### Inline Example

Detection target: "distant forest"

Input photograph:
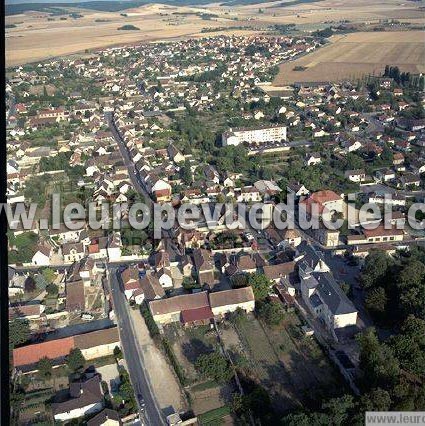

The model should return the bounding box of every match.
[6,0,323,15]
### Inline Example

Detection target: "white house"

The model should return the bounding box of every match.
[298,243,357,334]
[209,287,255,317]
[344,169,366,183]
[287,182,309,198]
[222,125,287,146]
[376,169,395,182]
[156,268,173,288]
[32,245,51,266]
[305,153,322,166]
[107,233,122,261]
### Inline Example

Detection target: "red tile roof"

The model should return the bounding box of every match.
[181,306,214,324]
[88,244,99,254]
[363,226,404,238]
[13,337,75,368]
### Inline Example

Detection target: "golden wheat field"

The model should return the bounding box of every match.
[5,0,425,66]
[274,31,425,84]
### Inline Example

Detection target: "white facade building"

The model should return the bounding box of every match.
[222,125,287,146]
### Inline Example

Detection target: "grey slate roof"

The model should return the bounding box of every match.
[313,272,356,316]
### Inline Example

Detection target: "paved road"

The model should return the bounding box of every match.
[105,112,154,208]
[105,111,180,256]
[107,266,164,426]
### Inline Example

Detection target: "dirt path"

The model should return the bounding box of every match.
[129,309,186,413]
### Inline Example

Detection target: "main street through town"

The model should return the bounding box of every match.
[107,266,164,426]
[106,112,179,255]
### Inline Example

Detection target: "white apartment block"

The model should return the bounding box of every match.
[222,125,287,146]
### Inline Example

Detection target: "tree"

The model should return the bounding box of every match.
[24,276,36,293]
[182,276,199,290]
[346,153,364,170]
[360,250,393,290]
[365,287,388,316]
[66,348,85,373]
[231,274,249,289]
[357,328,400,390]
[340,281,350,296]
[248,273,271,301]
[9,319,30,349]
[113,346,123,359]
[37,357,52,381]
[389,315,425,376]
[46,283,59,296]
[359,388,392,412]
[42,268,56,283]
[397,260,425,319]
[195,352,233,383]
[322,395,355,426]
[257,300,285,326]
[243,384,272,421]
[281,413,318,426]
[180,160,192,185]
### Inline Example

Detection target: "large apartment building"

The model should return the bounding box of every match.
[222,125,287,146]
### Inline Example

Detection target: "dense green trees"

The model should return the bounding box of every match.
[37,357,53,381]
[361,249,425,323]
[195,352,233,383]
[248,273,271,301]
[8,232,38,264]
[358,328,400,390]
[257,299,285,326]
[389,316,425,377]
[9,319,30,349]
[66,348,85,374]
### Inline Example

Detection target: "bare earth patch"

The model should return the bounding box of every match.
[130,310,186,413]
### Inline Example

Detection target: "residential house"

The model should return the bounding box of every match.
[401,173,421,189]
[32,245,51,266]
[280,229,302,247]
[263,261,296,287]
[9,303,45,321]
[13,327,120,372]
[51,375,104,422]
[344,169,366,183]
[168,143,185,163]
[121,267,140,301]
[73,328,120,361]
[287,181,309,199]
[305,153,321,166]
[300,190,345,220]
[347,225,404,245]
[149,291,210,326]
[375,169,395,182]
[87,409,122,426]
[209,287,255,317]
[63,242,85,263]
[193,249,216,288]
[298,244,357,334]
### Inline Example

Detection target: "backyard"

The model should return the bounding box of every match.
[164,324,235,417]
[220,311,346,414]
